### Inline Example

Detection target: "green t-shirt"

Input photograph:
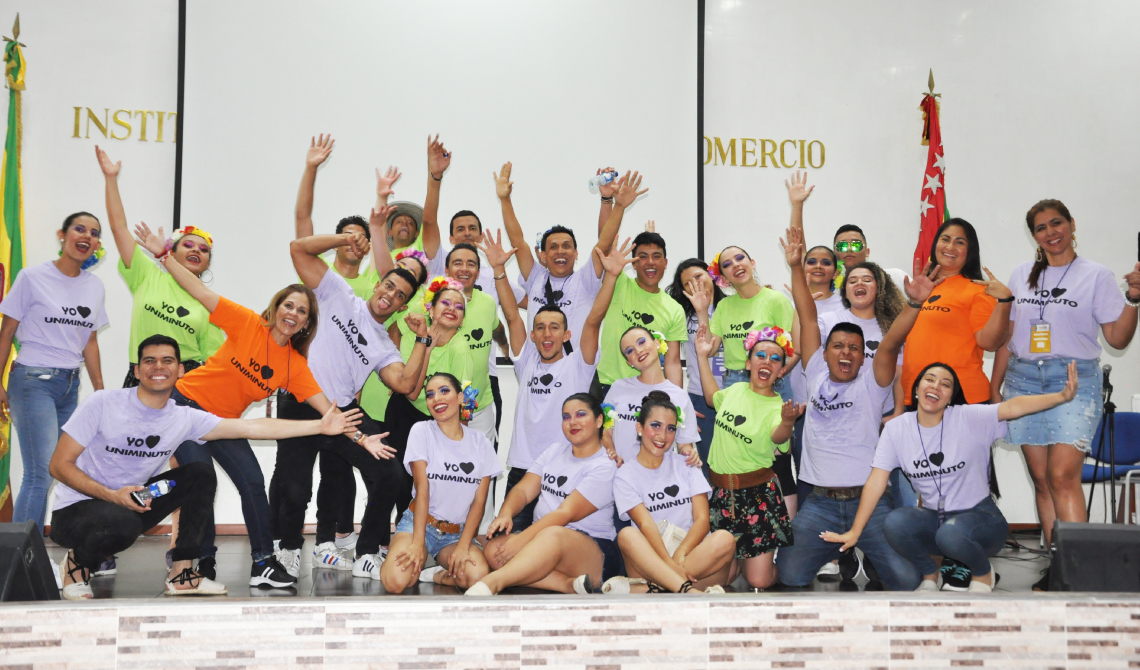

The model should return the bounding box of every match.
[708,382,787,474]
[597,273,687,385]
[323,256,380,300]
[710,288,794,371]
[118,246,226,363]
[396,320,478,416]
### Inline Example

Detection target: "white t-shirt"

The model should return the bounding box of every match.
[522,263,603,355]
[873,404,1006,512]
[613,451,712,528]
[0,261,108,369]
[54,388,223,510]
[307,270,404,406]
[603,378,700,463]
[683,309,722,396]
[788,293,846,404]
[798,350,893,488]
[818,309,901,414]
[528,442,617,540]
[507,341,597,469]
[404,421,502,525]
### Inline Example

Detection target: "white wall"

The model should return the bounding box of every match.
[704,0,1140,523]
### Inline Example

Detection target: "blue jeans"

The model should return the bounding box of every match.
[883,497,1008,578]
[889,469,918,509]
[9,364,80,530]
[777,491,920,590]
[171,388,272,562]
[688,392,715,481]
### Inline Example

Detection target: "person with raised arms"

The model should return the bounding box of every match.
[48,335,363,600]
[603,391,736,595]
[481,230,623,531]
[269,230,429,579]
[775,225,935,591]
[496,162,645,355]
[379,373,501,592]
[465,393,620,596]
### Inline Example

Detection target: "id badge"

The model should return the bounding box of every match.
[937,499,946,527]
[1030,319,1051,354]
[711,347,726,378]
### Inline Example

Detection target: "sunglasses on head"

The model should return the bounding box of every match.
[834,240,865,253]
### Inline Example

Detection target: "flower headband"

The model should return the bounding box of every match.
[624,330,669,368]
[395,248,428,266]
[63,246,105,271]
[421,276,465,313]
[460,381,479,422]
[600,403,617,431]
[743,326,795,359]
[166,225,214,252]
[707,252,729,289]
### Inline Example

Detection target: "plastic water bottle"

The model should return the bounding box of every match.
[131,479,175,506]
[588,170,618,189]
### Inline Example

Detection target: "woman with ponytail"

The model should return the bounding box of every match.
[990,199,1140,590]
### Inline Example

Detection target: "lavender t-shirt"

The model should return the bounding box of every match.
[799,350,893,488]
[308,270,404,406]
[522,263,603,355]
[818,309,902,414]
[0,261,108,369]
[54,388,222,510]
[404,421,502,525]
[603,378,700,463]
[1007,258,1126,360]
[528,442,617,540]
[507,342,597,469]
[684,309,722,395]
[613,451,712,528]
[873,404,1007,511]
[789,292,846,404]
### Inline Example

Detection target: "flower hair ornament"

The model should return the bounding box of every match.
[743,326,795,359]
[459,381,479,421]
[651,331,669,356]
[166,225,214,253]
[707,252,729,289]
[675,406,685,428]
[63,245,106,271]
[833,259,846,293]
[600,403,617,431]
[395,248,428,267]
[421,276,465,313]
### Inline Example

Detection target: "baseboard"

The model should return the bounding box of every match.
[42,523,362,537]
[1009,523,1042,531]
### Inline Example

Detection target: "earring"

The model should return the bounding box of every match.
[1035,246,1044,262]
[1072,234,1078,249]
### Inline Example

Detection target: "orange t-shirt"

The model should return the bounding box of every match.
[176,297,323,418]
[901,274,997,405]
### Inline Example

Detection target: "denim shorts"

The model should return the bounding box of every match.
[574,529,624,582]
[1004,356,1102,452]
[395,508,469,559]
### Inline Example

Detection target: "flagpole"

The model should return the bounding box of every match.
[914,69,947,271]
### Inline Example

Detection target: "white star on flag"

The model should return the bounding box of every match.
[919,197,934,216]
[924,172,942,195]
[933,153,947,172]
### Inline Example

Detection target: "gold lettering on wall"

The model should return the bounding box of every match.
[704,136,827,169]
[808,140,825,168]
[71,107,176,142]
[133,110,154,141]
[760,139,778,167]
[740,138,757,167]
[111,109,132,139]
[85,108,108,139]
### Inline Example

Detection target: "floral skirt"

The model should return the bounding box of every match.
[709,478,793,559]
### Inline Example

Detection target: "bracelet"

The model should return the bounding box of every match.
[906,299,925,309]
[1127,292,1140,306]
[600,196,614,204]
[997,296,1015,303]
[430,172,442,181]
[352,431,364,444]
[494,272,507,281]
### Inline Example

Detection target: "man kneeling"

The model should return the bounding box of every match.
[48,335,362,599]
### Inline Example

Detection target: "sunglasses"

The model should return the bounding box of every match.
[834,240,865,253]
[753,350,784,364]
[805,258,834,267]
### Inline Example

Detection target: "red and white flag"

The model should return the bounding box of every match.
[914,79,948,269]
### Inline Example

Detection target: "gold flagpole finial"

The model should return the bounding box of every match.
[11,13,18,40]
[927,69,935,95]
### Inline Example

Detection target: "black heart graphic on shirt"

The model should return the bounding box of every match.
[1051,287,1067,298]
[664,485,680,498]
[550,290,564,302]
[539,373,554,386]
[474,284,483,293]
[866,340,880,351]
[640,313,655,325]
[145,435,161,449]
[733,415,747,427]
[260,365,275,380]
[76,306,91,318]
[741,321,754,330]
[176,306,190,318]
[556,475,568,488]
[459,462,475,475]
[927,295,942,304]
[357,333,368,346]
[471,328,484,341]
[929,452,945,467]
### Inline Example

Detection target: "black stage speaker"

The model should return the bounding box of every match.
[0,521,60,601]
[1049,521,1140,592]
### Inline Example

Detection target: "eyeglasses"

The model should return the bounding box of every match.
[753,350,784,363]
[805,258,834,267]
[834,240,865,253]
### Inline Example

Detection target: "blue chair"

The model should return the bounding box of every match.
[1081,412,1140,524]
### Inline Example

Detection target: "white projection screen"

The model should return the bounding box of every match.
[180,1,698,311]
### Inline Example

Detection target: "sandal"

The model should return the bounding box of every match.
[678,580,695,593]
[165,567,228,596]
[646,582,664,593]
[60,553,93,600]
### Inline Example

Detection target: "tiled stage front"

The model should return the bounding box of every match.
[2,593,1139,669]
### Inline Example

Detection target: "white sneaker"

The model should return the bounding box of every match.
[335,532,359,551]
[704,585,727,594]
[352,553,383,580]
[49,557,62,590]
[817,561,840,577]
[572,574,594,594]
[313,542,353,571]
[464,581,493,596]
[914,579,939,592]
[601,576,647,595]
[967,580,993,593]
[273,539,281,553]
[419,566,445,583]
[276,547,302,578]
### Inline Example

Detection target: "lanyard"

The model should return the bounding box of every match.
[1038,261,1074,321]
[915,417,946,521]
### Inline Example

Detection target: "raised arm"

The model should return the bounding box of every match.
[874,259,944,388]
[421,135,450,260]
[693,324,720,409]
[478,230,526,356]
[290,233,361,288]
[971,266,1014,351]
[785,170,814,235]
[95,146,138,266]
[593,171,647,277]
[495,162,535,281]
[782,225,821,367]
[295,134,336,240]
[770,399,803,447]
[997,360,1078,421]
[369,200,398,278]
[1102,263,1140,349]
[160,251,220,313]
[595,166,617,235]
[581,240,633,365]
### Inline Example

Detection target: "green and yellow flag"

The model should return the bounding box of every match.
[0,15,26,517]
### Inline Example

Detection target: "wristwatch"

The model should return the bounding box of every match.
[415,335,433,346]
[352,431,364,444]
[906,299,925,309]
[1127,291,1140,306]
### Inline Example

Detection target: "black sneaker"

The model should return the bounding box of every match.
[838,549,861,582]
[861,552,884,589]
[196,557,217,581]
[1033,568,1050,592]
[939,557,972,591]
[250,557,297,588]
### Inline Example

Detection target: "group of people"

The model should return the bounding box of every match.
[3,135,1138,600]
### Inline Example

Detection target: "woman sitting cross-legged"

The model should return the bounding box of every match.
[465,394,620,595]
[603,391,736,594]
[379,373,501,593]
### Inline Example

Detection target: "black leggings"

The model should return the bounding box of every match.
[271,394,396,555]
[382,393,431,523]
[50,462,217,569]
